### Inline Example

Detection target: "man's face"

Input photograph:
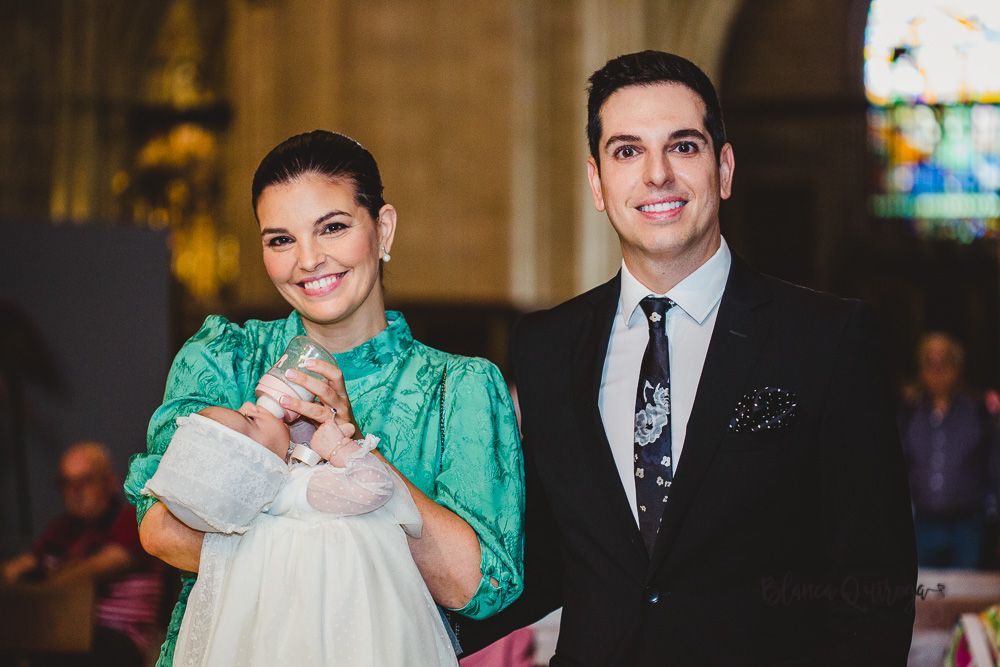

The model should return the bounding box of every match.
[588,83,734,276]
[919,339,960,398]
[59,451,114,521]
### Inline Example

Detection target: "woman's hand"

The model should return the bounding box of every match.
[281,358,360,435]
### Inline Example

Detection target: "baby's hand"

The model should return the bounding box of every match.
[310,419,360,467]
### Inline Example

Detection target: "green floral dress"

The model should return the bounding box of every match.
[124,311,524,667]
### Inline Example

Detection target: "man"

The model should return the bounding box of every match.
[465,51,916,665]
[2,442,163,666]
[900,332,1000,569]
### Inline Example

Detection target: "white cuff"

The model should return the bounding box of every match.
[290,444,322,467]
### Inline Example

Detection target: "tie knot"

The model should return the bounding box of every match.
[639,297,674,328]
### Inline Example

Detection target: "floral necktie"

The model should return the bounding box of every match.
[634,296,675,554]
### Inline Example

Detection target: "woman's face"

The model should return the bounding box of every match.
[257,173,395,335]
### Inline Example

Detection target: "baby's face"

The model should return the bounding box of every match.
[200,403,291,460]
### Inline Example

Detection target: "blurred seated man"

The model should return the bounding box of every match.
[899,333,1000,569]
[1,442,163,666]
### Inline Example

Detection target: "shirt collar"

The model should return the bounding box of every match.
[619,236,732,328]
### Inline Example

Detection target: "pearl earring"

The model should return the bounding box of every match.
[381,246,391,262]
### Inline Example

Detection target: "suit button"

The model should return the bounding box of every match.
[644,587,660,604]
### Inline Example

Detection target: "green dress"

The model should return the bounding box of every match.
[124,310,524,667]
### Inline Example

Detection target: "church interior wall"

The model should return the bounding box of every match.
[1,0,996,541]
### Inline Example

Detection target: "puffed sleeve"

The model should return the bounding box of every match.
[435,358,524,619]
[124,316,253,528]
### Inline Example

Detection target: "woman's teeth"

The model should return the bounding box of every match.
[638,201,685,212]
[303,275,340,290]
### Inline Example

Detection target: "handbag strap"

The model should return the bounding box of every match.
[436,365,463,650]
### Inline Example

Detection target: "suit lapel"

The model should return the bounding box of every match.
[572,274,649,564]
[647,255,773,576]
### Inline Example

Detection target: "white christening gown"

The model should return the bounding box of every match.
[169,442,458,667]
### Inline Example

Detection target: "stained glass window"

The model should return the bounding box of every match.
[865,0,1000,242]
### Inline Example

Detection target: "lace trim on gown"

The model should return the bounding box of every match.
[172,532,241,667]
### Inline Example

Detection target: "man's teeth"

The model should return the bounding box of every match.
[638,201,685,212]
[303,275,339,290]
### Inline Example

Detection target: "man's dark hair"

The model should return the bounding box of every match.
[587,50,727,168]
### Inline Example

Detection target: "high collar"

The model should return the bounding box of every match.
[289,310,413,381]
[619,236,732,328]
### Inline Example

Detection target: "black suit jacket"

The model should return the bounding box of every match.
[462,255,916,666]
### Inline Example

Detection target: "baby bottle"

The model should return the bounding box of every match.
[255,336,336,422]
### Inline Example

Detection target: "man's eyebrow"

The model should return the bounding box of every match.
[260,211,349,236]
[669,128,709,143]
[603,129,709,151]
[603,134,642,151]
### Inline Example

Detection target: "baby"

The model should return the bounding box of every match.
[143,401,458,667]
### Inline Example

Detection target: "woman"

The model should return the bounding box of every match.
[124,130,524,666]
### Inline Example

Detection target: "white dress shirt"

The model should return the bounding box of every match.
[598,237,732,524]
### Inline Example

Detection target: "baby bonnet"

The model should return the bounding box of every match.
[142,413,288,534]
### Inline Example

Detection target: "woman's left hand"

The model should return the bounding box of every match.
[280,358,360,436]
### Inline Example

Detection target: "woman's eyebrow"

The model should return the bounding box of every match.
[314,210,350,225]
[260,210,350,236]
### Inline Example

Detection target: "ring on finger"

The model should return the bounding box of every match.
[330,406,337,419]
